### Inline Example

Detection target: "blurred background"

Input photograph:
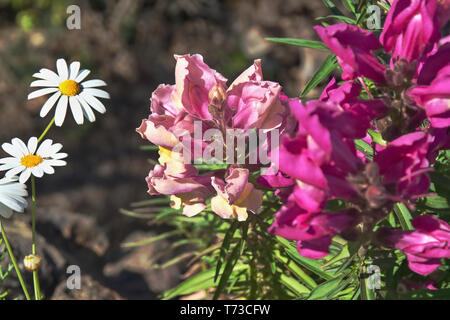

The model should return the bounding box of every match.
[0,0,331,299]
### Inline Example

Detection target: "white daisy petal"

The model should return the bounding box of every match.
[69,61,81,80]
[69,96,84,125]
[28,87,59,100]
[52,153,68,160]
[27,137,38,154]
[41,162,55,175]
[83,88,110,99]
[46,159,67,167]
[0,203,13,218]
[54,95,69,127]
[31,166,44,178]
[0,162,18,170]
[2,143,24,158]
[0,157,19,164]
[46,143,63,156]
[11,138,29,156]
[80,92,106,113]
[40,91,62,118]
[77,95,96,122]
[81,79,107,88]
[75,69,91,83]
[33,68,60,82]
[30,79,58,87]
[56,58,69,81]
[36,139,53,157]
[19,169,32,184]
[5,166,25,178]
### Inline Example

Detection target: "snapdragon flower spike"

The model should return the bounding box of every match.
[0,176,28,218]
[380,0,440,63]
[0,137,67,184]
[28,58,109,126]
[376,215,450,275]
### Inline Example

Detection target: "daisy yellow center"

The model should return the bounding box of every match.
[21,154,43,168]
[59,80,81,96]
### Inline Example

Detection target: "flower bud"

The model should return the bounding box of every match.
[23,254,41,272]
[208,84,227,110]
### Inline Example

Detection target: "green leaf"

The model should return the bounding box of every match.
[321,0,344,15]
[316,15,356,24]
[355,139,373,159]
[213,239,244,300]
[368,129,387,146]
[280,274,311,296]
[215,221,239,282]
[393,203,413,230]
[121,230,181,248]
[401,288,450,300]
[300,54,338,97]
[307,276,345,299]
[265,37,329,50]
[274,250,318,289]
[276,237,333,280]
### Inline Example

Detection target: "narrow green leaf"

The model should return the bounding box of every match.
[300,54,338,97]
[265,37,329,50]
[316,15,356,24]
[393,203,413,230]
[355,139,373,158]
[213,239,244,300]
[321,0,344,15]
[307,276,345,299]
[274,250,317,289]
[280,274,311,296]
[121,230,181,248]
[368,129,387,146]
[215,221,239,282]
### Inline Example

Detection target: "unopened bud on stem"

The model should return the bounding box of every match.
[23,254,41,272]
[208,84,227,110]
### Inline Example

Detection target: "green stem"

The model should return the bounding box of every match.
[37,118,55,143]
[0,221,31,300]
[31,176,41,300]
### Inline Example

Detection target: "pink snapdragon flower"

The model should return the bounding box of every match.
[374,132,431,200]
[380,0,440,63]
[314,24,387,83]
[210,167,263,221]
[376,215,450,275]
[269,201,359,259]
[146,147,212,217]
[409,42,450,128]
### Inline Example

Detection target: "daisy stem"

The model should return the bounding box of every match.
[0,220,31,300]
[37,117,55,143]
[30,176,41,300]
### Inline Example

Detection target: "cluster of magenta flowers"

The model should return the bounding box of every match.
[138,0,449,279]
[265,0,450,276]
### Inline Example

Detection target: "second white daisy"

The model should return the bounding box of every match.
[28,58,109,127]
[0,137,67,184]
[0,176,28,218]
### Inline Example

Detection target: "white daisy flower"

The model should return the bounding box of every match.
[28,58,109,127]
[0,176,28,218]
[0,137,68,184]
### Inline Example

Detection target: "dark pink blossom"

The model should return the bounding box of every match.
[380,0,440,63]
[315,24,387,83]
[376,215,450,275]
